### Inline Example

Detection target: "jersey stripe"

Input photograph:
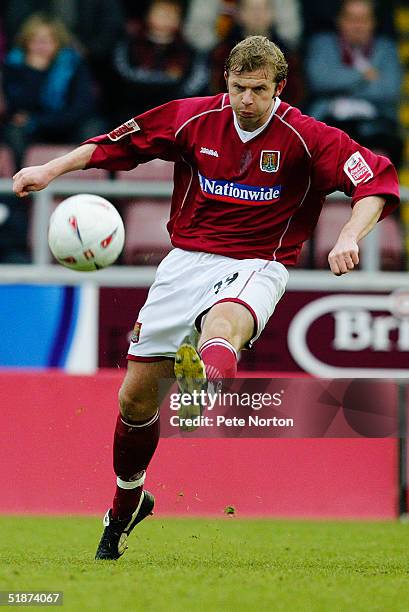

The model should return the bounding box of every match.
[170,156,194,242]
[275,112,312,158]
[272,177,311,260]
[180,157,193,211]
[271,110,312,259]
[175,95,231,138]
[279,105,292,120]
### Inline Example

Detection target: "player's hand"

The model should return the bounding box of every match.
[13,165,53,198]
[328,236,359,276]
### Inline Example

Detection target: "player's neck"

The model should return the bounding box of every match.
[235,99,276,132]
[233,99,279,141]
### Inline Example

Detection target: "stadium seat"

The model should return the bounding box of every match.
[117,159,174,181]
[24,145,109,180]
[117,160,173,264]
[315,201,403,270]
[376,215,403,270]
[123,200,172,264]
[0,146,14,178]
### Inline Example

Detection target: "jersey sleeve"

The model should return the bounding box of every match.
[82,100,184,171]
[310,122,400,220]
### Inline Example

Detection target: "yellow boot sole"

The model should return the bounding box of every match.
[174,343,206,432]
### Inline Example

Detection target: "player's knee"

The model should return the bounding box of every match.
[118,387,157,422]
[204,315,234,342]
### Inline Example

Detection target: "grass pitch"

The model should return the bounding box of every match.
[1,516,409,611]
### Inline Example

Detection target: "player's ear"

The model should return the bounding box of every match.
[274,79,287,97]
[224,70,229,87]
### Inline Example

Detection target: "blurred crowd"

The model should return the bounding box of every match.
[0,0,405,263]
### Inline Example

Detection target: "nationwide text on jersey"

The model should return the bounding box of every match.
[198,172,282,206]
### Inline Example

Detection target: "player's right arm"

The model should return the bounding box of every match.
[13,143,97,197]
[13,97,218,196]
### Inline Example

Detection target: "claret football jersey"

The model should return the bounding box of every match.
[84,93,399,265]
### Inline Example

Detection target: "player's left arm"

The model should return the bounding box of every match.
[307,119,400,276]
[328,195,385,276]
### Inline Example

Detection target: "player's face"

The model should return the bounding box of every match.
[226,68,286,131]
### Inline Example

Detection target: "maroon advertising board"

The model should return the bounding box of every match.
[99,288,409,375]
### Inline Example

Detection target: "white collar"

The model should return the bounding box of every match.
[233,97,281,143]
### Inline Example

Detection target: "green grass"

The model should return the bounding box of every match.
[1,516,409,611]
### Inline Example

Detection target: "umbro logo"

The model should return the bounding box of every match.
[200,146,219,157]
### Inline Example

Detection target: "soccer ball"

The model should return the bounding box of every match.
[48,194,125,271]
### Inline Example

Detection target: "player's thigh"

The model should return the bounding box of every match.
[199,301,254,351]
[119,359,175,420]
[127,249,207,359]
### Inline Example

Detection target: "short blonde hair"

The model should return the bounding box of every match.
[15,13,71,52]
[225,35,288,83]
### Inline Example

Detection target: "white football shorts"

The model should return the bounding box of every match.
[127,248,289,361]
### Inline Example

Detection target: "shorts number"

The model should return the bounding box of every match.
[213,272,239,295]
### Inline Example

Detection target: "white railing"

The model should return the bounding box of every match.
[1,177,407,271]
[0,264,408,291]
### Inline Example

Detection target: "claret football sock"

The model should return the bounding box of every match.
[112,411,160,520]
[199,337,238,380]
[112,473,145,521]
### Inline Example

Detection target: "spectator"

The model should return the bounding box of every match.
[184,0,302,53]
[306,0,403,168]
[112,0,208,121]
[300,0,397,40]
[2,1,124,65]
[210,0,303,106]
[1,13,105,171]
[1,1,124,116]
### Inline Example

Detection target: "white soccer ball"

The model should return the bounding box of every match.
[48,194,125,271]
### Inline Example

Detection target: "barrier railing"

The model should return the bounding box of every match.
[0,264,408,289]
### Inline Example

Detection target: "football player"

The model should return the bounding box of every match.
[13,35,399,560]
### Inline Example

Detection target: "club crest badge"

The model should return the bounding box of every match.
[260,150,280,173]
[130,321,142,343]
